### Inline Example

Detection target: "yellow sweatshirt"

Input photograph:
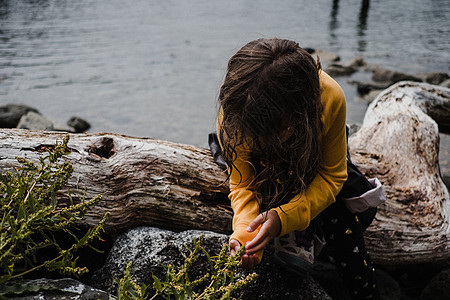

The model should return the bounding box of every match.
[218,71,348,258]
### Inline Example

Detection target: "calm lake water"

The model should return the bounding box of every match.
[0,0,449,147]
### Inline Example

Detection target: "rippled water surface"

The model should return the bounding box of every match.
[1,0,449,146]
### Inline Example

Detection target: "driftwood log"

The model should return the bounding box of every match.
[0,81,449,266]
[350,81,450,266]
[0,131,231,234]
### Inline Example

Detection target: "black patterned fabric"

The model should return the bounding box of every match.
[318,199,379,300]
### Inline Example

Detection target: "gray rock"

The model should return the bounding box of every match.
[325,58,365,77]
[325,64,357,77]
[419,269,450,300]
[67,117,91,133]
[0,104,39,128]
[91,227,229,295]
[424,72,449,85]
[347,123,362,137]
[443,175,450,191]
[372,67,422,84]
[440,79,450,88]
[17,111,54,131]
[15,112,78,133]
[357,90,382,104]
[363,63,381,72]
[1,278,114,300]
[91,227,332,299]
[440,133,450,190]
[310,49,341,63]
[348,57,366,69]
[53,120,76,133]
[348,80,390,96]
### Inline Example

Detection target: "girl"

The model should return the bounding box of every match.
[216,38,379,299]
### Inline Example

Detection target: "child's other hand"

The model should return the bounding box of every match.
[245,210,281,254]
[229,239,260,269]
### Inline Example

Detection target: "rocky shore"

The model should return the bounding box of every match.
[1,50,449,300]
[2,227,449,300]
[0,104,91,133]
[314,49,450,189]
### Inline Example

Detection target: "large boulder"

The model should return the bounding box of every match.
[91,227,332,299]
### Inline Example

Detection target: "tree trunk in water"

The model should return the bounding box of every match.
[349,81,450,266]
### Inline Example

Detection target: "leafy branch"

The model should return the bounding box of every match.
[116,235,257,300]
[0,135,109,284]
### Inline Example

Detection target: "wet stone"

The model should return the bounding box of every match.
[17,112,53,131]
[0,104,39,128]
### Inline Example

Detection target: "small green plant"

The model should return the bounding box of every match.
[116,235,258,300]
[0,135,110,284]
[115,261,148,300]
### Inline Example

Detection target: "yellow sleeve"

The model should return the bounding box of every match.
[272,72,348,236]
[227,144,261,247]
[216,115,263,260]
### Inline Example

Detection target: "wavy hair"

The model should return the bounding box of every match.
[218,38,323,212]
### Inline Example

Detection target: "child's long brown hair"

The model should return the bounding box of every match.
[218,38,323,212]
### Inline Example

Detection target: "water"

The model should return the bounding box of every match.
[0,0,449,147]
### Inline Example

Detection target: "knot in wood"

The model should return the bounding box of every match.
[87,137,116,159]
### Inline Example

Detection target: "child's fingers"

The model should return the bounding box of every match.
[241,254,249,269]
[246,215,274,249]
[229,239,241,256]
[246,213,264,232]
[250,254,259,268]
[247,236,270,253]
[241,253,259,269]
[230,239,259,269]
[245,227,266,250]
[246,254,258,269]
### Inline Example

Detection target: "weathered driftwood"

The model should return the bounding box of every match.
[0,130,231,235]
[0,81,449,266]
[349,81,450,266]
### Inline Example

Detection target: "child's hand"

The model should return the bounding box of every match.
[245,210,281,254]
[229,239,260,269]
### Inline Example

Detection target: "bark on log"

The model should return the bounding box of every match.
[0,130,232,235]
[349,81,450,266]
